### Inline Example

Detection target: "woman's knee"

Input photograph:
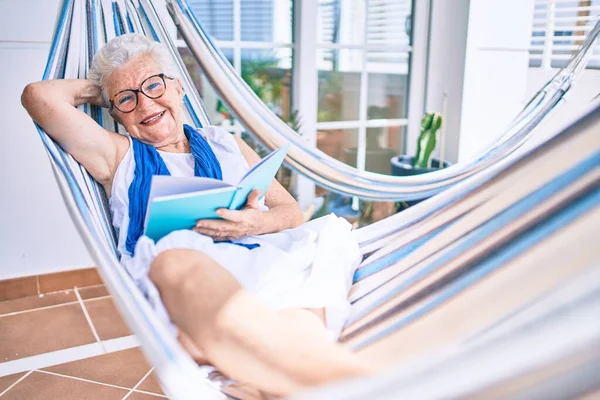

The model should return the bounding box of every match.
[149,248,241,299]
[149,248,211,290]
[149,248,245,338]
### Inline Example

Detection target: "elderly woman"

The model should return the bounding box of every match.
[21,33,371,395]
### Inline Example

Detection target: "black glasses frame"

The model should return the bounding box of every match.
[109,73,174,113]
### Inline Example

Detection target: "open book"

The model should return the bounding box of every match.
[144,144,290,242]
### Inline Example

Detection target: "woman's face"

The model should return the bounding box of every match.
[106,54,183,147]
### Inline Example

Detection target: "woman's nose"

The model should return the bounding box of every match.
[137,92,155,110]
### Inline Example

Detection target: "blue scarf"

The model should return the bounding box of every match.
[126,124,259,255]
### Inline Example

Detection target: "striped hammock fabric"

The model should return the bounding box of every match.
[33,0,600,398]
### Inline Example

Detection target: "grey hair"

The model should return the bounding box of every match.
[88,33,178,104]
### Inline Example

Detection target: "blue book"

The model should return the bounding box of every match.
[144,144,290,242]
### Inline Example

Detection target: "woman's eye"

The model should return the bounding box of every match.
[118,95,135,105]
[146,82,160,91]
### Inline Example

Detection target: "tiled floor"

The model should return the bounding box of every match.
[0,284,169,399]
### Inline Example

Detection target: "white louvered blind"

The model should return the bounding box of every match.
[316,0,411,72]
[186,0,234,41]
[366,0,411,65]
[530,0,600,68]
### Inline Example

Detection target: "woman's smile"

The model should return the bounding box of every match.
[140,110,165,126]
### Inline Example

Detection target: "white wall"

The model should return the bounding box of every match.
[458,0,534,162]
[0,0,94,279]
[0,0,186,280]
[426,0,535,164]
[425,0,471,164]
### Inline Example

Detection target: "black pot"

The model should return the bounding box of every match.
[391,155,452,208]
[390,155,451,177]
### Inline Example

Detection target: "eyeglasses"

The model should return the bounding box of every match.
[109,73,174,113]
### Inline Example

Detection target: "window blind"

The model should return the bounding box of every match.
[529,0,600,68]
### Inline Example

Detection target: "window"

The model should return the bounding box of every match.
[176,0,419,218]
[315,0,412,178]
[529,0,600,69]
[178,0,294,132]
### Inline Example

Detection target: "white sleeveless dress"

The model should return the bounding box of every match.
[109,126,360,339]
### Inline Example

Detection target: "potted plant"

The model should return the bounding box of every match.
[391,112,450,176]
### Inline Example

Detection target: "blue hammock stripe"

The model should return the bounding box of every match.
[344,152,600,330]
[351,187,600,350]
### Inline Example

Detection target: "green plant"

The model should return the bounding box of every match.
[240,58,283,105]
[216,57,282,122]
[317,71,343,122]
[413,112,443,168]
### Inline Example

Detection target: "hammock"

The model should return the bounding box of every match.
[34,0,600,398]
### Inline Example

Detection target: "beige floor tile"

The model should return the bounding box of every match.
[128,391,168,399]
[0,303,96,361]
[1,371,127,400]
[0,290,77,316]
[44,347,151,389]
[0,372,27,393]
[84,297,132,340]
[39,268,102,293]
[136,370,165,395]
[78,285,110,300]
[0,277,37,301]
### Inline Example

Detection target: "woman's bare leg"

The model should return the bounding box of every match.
[150,249,373,396]
[178,307,326,366]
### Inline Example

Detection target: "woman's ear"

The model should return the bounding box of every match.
[176,79,184,105]
[175,78,183,97]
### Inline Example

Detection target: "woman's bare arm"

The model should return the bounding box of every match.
[21,79,127,187]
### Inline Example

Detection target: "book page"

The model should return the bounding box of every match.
[229,144,290,210]
[149,175,232,199]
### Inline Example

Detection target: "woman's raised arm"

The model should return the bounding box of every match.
[21,79,127,187]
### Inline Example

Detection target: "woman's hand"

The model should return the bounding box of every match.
[193,190,263,240]
[85,81,109,108]
[194,133,305,240]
